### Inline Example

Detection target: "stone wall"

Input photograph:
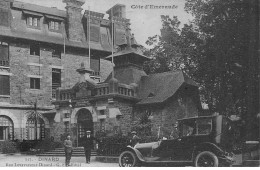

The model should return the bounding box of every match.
[132,95,199,138]
[106,99,133,136]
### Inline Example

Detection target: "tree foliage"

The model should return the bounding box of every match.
[144,0,254,118]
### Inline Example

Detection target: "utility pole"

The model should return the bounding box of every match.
[34,99,38,141]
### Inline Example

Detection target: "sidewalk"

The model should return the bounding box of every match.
[0,153,118,167]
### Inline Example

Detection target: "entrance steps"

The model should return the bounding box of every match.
[37,147,97,157]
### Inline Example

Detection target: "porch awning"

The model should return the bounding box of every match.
[108,108,122,118]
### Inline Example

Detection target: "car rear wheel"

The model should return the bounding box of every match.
[119,151,139,167]
[195,151,219,167]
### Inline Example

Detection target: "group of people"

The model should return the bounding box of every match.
[63,130,97,166]
[63,130,140,166]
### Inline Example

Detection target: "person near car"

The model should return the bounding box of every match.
[63,135,73,166]
[81,130,98,163]
[130,131,140,147]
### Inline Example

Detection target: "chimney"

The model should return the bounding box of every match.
[106,4,126,19]
[63,0,85,42]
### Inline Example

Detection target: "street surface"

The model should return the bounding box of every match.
[0,153,118,167]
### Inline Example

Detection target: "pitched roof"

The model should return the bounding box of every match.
[13,1,66,18]
[105,46,150,60]
[137,71,199,105]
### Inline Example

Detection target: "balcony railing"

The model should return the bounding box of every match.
[56,83,136,102]
[95,83,109,96]
[91,71,100,77]
[0,60,9,67]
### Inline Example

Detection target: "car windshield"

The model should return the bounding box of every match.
[181,118,212,137]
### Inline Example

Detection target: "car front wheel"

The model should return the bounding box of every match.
[195,151,219,167]
[119,151,139,167]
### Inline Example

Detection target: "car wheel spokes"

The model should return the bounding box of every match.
[198,155,214,167]
[122,153,134,167]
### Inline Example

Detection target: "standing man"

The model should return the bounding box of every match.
[63,135,73,166]
[130,131,140,147]
[81,130,97,164]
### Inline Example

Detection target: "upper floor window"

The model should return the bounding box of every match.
[30,77,40,89]
[27,16,40,28]
[0,41,9,67]
[30,44,40,56]
[0,8,9,27]
[49,21,60,32]
[23,10,42,29]
[0,75,10,96]
[45,15,63,33]
[52,47,61,59]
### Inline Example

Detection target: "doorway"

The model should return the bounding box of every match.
[76,108,93,147]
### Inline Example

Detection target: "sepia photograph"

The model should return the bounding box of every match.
[0,0,259,167]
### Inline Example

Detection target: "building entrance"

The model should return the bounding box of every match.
[76,108,93,147]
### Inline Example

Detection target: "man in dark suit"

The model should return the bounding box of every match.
[63,135,73,166]
[81,130,98,163]
[130,131,140,147]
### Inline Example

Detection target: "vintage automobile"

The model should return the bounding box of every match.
[119,115,235,167]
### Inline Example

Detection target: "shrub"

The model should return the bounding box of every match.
[97,135,129,156]
[0,141,19,154]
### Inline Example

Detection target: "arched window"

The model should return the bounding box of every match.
[26,118,45,140]
[0,116,14,140]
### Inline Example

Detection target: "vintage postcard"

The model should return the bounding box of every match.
[0,0,259,167]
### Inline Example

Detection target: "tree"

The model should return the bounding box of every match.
[144,0,259,139]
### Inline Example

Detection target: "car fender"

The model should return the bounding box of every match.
[192,142,225,159]
[122,146,146,162]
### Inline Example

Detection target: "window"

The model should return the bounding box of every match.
[49,20,60,31]
[180,118,212,137]
[30,44,40,56]
[52,47,61,59]
[52,69,61,98]
[26,118,45,140]
[64,122,69,133]
[100,119,105,132]
[30,78,40,89]
[27,16,40,28]
[0,41,9,67]
[0,8,9,27]
[197,119,212,135]
[0,75,10,95]
[0,116,13,140]
[100,110,105,115]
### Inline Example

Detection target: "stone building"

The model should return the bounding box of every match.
[0,0,201,146]
[53,20,201,146]
[0,0,129,141]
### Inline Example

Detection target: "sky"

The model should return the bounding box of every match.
[18,0,193,48]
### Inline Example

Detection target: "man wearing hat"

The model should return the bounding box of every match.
[63,135,73,166]
[130,131,140,147]
[81,130,98,163]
